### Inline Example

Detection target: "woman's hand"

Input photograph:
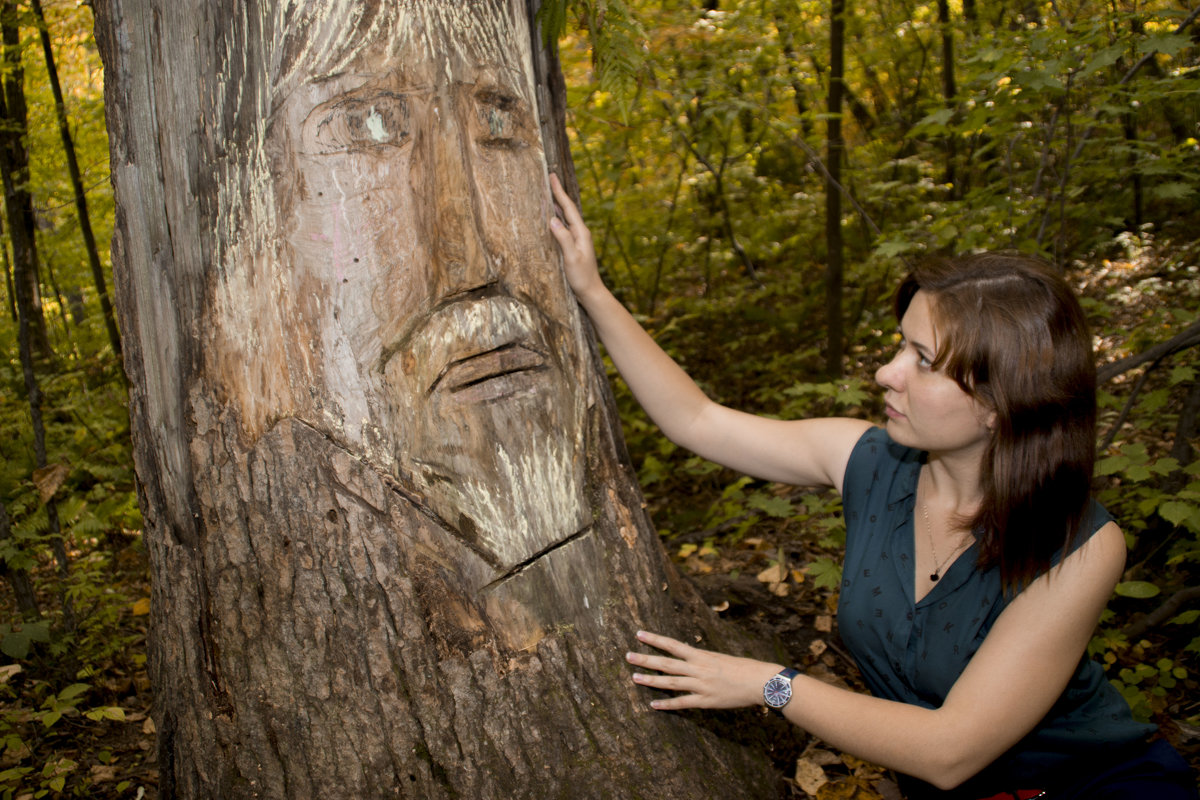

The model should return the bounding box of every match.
[548,173,605,300]
[626,630,781,711]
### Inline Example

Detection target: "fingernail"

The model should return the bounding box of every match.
[631,673,644,683]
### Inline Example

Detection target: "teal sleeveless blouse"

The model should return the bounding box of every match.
[838,427,1154,794]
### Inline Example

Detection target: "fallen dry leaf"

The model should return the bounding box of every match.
[814,614,833,633]
[32,462,70,504]
[756,563,787,584]
[794,757,828,796]
[90,764,119,783]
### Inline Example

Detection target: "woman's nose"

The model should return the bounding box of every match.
[875,352,902,391]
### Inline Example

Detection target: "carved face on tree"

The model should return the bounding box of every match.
[215,4,592,576]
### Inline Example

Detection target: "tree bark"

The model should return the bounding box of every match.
[0,0,51,358]
[825,0,846,378]
[93,2,784,798]
[31,0,123,360]
[0,498,39,619]
[2,215,16,322]
[937,0,959,196]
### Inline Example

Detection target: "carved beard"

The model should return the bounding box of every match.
[383,293,592,572]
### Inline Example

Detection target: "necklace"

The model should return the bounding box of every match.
[920,496,970,583]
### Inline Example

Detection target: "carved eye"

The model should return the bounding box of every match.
[303,91,411,154]
[474,89,528,150]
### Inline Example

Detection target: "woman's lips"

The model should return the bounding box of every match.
[884,402,905,420]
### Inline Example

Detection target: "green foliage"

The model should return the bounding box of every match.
[1106,644,1190,724]
[568,0,1200,744]
[0,4,153,795]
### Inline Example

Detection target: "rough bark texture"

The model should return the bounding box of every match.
[0,0,51,357]
[93,1,785,798]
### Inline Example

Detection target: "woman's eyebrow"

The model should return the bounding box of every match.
[898,325,936,360]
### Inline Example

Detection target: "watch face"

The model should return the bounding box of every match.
[763,675,793,709]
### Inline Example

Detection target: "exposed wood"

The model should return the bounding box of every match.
[93,1,784,797]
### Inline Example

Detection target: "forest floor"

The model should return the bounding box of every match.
[6,522,1196,799]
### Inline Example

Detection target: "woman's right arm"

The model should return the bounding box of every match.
[548,175,870,491]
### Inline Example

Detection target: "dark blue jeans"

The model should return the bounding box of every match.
[1052,740,1198,800]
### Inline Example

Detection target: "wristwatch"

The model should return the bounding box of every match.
[762,667,800,711]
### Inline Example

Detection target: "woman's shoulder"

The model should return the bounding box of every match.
[841,426,924,516]
[844,426,923,480]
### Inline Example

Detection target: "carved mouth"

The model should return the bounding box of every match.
[430,342,547,400]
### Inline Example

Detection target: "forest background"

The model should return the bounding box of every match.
[0,0,1197,797]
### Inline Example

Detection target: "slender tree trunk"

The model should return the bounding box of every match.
[937,0,959,196]
[94,1,785,798]
[2,215,15,322]
[0,0,51,358]
[30,0,123,360]
[12,203,74,631]
[825,0,846,378]
[0,499,39,619]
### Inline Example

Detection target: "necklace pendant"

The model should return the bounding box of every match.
[930,572,939,582]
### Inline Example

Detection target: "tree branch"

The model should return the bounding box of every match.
[1122,585,1200,641]
[1097,319,1200,384]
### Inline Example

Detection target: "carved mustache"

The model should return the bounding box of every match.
[379,291,552,397]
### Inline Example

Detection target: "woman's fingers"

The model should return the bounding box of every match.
[549,173,585,229]
[626,631,780,711]
[634,630,696,659]
[626,648,691,677]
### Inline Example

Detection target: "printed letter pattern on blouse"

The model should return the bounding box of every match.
[837,427,1153,794]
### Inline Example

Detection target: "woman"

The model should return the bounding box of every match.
[548,175,1197,799]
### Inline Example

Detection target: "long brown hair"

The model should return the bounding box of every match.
[895,253,1097,590]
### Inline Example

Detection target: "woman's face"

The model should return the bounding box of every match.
[874,290,995,456]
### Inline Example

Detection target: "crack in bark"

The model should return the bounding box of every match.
[479,524,594,591]
[285,415,505,570]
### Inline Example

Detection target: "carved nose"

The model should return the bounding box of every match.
[431,113,496,297]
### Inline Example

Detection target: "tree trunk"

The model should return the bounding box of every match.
[93,2,784,798]
[825,0,846,378]
[0,0,51,358]
[937,0,959,196]
[0,498,39,619]
[31,0,123,360]
[2,215,16,322]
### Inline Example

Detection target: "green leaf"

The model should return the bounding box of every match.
[1158,501,1198,527]
[806,558,843,590]
[84,706,126,722]
[57,683,91,702]
[1169,610,1200,625]
[746,493,793,518]
[1079,44,1125,77]
[1137,33,1193,57]
[925,108,955,127]
[1148,182,1195,201]
[1114,581,1160,599]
